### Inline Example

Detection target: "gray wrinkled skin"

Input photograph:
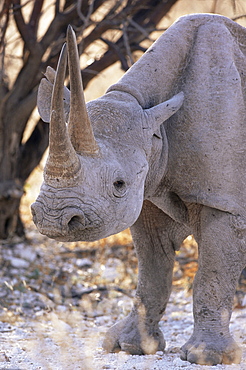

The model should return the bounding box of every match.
[32,15,246,365]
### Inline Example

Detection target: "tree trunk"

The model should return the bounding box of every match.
[0,91,49,240]
[0,193,24,239]
[0,99,25,240]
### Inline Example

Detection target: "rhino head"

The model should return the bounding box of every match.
[31,26,183,242]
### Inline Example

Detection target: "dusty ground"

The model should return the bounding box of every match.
[0,238,246,370]
[0,172,246,369]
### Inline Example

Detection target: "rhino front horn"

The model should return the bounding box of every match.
[44,43,81,188]
[67,25,99,156]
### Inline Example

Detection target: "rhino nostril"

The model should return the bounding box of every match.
[68,215,85,230]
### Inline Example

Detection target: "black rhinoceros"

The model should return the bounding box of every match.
[31,14,246,365]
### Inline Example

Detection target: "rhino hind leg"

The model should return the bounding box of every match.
[181,206,246,365]
[103,200,190,355]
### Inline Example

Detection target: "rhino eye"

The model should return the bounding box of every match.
[113,180,126,197]
[114,180,125,189]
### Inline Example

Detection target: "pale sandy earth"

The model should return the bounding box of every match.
[0,290,246,369]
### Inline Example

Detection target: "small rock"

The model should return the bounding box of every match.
[49,312,72,332]
[101,258,125,282]
[95,315,111,326]
[10,257,30,269]
[76,258,93,268]
[0,352,10,362]
[56,305,68,312]
[167,346,180,354]
[17,246,37,262]
[242,294,246,307]
[173,357,189,367]
[0,323,14,332]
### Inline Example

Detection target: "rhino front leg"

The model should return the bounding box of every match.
[103,200,190,355]
[181,206,246,365]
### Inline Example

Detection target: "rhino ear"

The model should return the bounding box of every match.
[145,92,184,136]
[37,66,71,123]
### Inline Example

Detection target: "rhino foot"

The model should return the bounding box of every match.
[102,313,165,355]
[180,333,242,365]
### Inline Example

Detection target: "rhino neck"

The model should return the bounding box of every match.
[106,15,192,108]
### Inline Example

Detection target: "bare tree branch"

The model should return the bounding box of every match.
[12,0,37,51]
[76,0,94,25]
[29,0,44,36]
[0,0,11,51]
[82,0,179,87]
[122,19,134,67]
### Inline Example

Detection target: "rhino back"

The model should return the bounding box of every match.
[108,14,246,216]
[165,17,246,215]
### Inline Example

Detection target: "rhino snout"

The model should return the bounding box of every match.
[31,202,86,237]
